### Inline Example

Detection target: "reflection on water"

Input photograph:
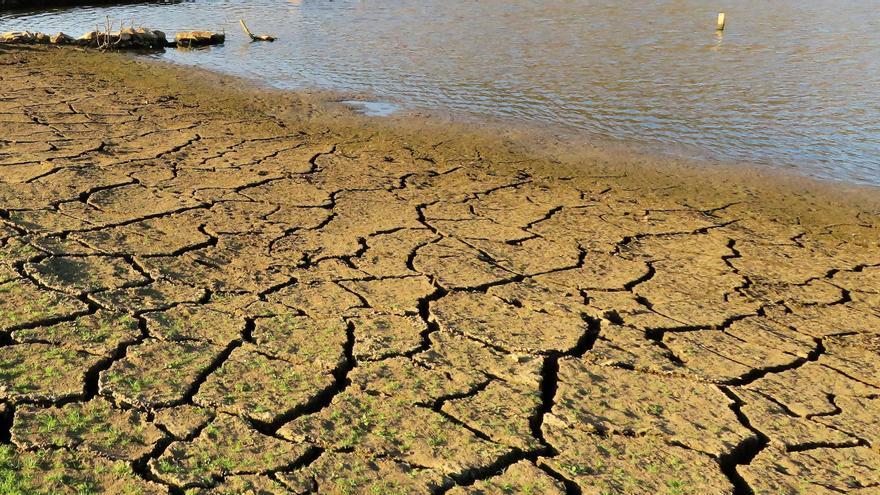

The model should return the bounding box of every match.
[3,0,879,186]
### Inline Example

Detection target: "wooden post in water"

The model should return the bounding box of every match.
[716,12,726,31]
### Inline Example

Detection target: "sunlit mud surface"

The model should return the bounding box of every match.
[0,47,878,494]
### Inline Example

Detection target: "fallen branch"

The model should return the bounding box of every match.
[239,19,276,42]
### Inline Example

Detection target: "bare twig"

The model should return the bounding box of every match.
[239,19,276,42]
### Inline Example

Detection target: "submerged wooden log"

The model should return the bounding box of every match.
[0,31,37,44]
[175,31,225,47]
[75,27,167,49]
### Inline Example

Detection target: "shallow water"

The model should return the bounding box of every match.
[3,0,879,186]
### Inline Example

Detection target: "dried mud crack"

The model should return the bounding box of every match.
[0,46,879,494]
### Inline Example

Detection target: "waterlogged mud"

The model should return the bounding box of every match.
[0,46,879,494]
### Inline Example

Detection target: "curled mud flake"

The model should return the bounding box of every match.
[0,161,56,184]
[12,310,139,357]
[268,280,362,317]
[257,143,333,174]
[487,277,588,316]
[850,291,880,316]
[419,331,544,388]
[184,474,294,495]
[0,278,89,332]
[0,445,169,495]
[429,217,531,242]
[663,329,807,383]
[540,420,734,495]
[150,413,312,488]
[12,397,165,460]
[469,237,581,275]
[90,280,207,313]
[352,228,438,278]
[99,339,225,408]
[744,362,879,417]
[334,189,422,234]
[1,167,131,211]
[584,290,682,329]
[527,206,625,252]
[139,248,297,294]
[735,390,858,450]
[278,451,450,495]
[0,343,100,403]
[72,213,212,256]
[633,269,759,329]
[813,396,880,448]
[350,357,486,405]
[193,345,335,425]
[628,235,761,328]
[742,279,844,306]
[291,258,371,284]
[154,404,215,440]
[240,178,331,207]
[770,303,880,338]
[28,236,99,256]
[533,251,650,291]
[263,205,332,230]
[740,446,880,495]
[270,229,361,262]
[144,304,244,345]
[349,310,425,360]
[820,333,880,387]
[431,291,587,354]
[8,208,93,234]
[191,201,279,236]
[412,237,514,290]
[607,205,722,238]
[441,380,543,452]
[339,275,434,315]
[60,183,201,226]
[832,266,880,295]
[251,314,347,369]
[278,390,511,477]
[585,324,683,374]
[731,241,838,285]
[551,358,755,456]
[27,255,147,295]
[405,168,524,204]
[161,167,284,197]
[446,460,566,495]
[723,316,816,360]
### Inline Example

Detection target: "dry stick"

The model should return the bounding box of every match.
[239,19,276,42]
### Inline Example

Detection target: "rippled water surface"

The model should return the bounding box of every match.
[3,0,879,185]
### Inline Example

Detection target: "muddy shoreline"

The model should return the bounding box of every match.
[1,45,879,494]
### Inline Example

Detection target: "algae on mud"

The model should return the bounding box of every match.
[0,46,878,494]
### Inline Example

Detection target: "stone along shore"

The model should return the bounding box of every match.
[0,46,878,494]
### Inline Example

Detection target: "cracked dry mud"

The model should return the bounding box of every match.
[1,46,879,495]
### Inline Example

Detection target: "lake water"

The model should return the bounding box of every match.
[3,0,879,186]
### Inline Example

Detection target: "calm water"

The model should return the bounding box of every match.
[3,0,879,186]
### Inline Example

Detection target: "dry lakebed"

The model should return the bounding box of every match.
[0,45,878,494]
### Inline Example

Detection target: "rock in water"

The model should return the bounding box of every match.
[50,32,75,45]
[78,31,99,46]
[175,31,225,47]
[0,31,35,44]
